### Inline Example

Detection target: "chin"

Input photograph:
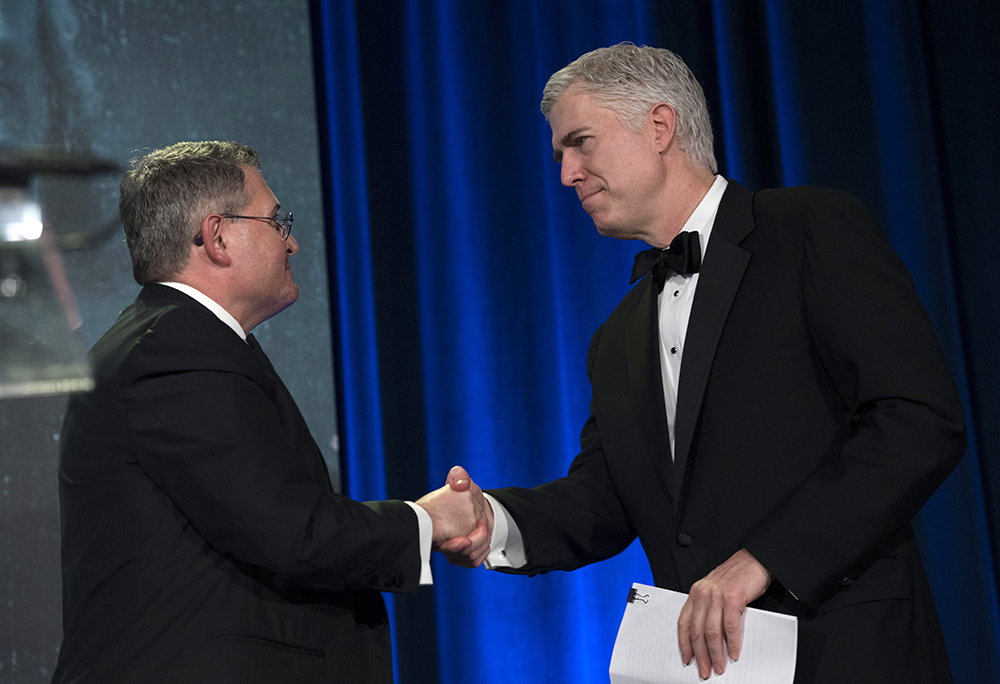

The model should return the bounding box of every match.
[594,222,628,240]
[272,286,299,317]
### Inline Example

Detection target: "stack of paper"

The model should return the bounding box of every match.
[609,583,797,683]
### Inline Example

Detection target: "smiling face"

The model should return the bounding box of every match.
[549,85,670,242]
[229,166,299,329]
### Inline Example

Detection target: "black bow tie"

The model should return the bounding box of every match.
[630,231,702,291]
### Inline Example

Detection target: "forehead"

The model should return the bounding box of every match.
[242,166,278,209]
[549,86,623,144]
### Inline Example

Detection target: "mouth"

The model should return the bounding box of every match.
[578,188,603,204]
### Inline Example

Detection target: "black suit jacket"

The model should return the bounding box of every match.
[53,285,420,683]
[489,182,966,683]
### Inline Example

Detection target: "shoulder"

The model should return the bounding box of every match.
[91,287,256,384]
[751,185,876,228]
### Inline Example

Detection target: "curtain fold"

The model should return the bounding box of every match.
[313,1,999,681]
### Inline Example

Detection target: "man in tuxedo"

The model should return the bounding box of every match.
[444,44,966,682]
[53,141,485,683]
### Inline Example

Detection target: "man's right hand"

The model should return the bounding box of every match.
[415,466,493,566]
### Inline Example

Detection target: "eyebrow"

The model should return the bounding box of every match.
[553,127,589,162]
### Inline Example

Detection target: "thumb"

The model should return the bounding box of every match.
[447,465,471,491]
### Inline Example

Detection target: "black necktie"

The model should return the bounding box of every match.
[630,231,702,291]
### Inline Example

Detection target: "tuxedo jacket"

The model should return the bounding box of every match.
[53,285,420,684]
[489,182,966,683]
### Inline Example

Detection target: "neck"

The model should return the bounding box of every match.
[172,271,252,331]
[645,161,716,249]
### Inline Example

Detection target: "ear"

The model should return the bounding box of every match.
[649,103,677,154]
[197,214,232,267]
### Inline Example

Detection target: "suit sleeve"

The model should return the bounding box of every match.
[741,189,966,609]
[487,325,637,575]
[122,311,422,594]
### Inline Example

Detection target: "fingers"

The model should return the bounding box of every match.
[677,599,694,665]
[724,603,743,663]
[445,465,494,541]
[436,536,472,554]
[703,593,727,676]
[422,466,493,567]
[464,518,491,564]
[676,549,772,678]
[436,520,491,568]
[415,482,477,543]
[679,582,724,679]
[447,465,471,490]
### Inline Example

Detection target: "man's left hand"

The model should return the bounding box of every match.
[676,548,773,679]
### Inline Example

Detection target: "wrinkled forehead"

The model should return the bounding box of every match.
[548,86,620,146]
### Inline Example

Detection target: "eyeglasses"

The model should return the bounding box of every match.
[220,212,294,240]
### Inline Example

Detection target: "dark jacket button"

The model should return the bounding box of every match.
[677,533,693,547]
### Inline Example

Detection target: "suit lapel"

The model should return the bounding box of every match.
[626,276,675,502]
[247,334,336,492]
[672,181,755,510]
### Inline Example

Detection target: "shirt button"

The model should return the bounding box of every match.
[670,346,677,354]
[673,290,680,297]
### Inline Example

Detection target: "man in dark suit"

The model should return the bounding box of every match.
[443,44,966,682]
[53,141,486,683]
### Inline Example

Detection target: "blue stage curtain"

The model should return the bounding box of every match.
[312,1,1000,681]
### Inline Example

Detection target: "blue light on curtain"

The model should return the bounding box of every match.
[313,0,386,499]
[311,0,402,676]
[398,3,657,681]
[763,0,806,186]
[711,0,746,181]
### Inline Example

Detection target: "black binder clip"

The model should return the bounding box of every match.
[627,588,649,604]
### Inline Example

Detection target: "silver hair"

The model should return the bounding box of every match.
[119,141,261,285]
[541,42,717,174]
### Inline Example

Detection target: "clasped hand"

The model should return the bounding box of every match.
[676,548,773,679]
[415,466,494,567]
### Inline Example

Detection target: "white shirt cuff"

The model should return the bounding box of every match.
[482,492,527,569]
[405,501,433,585]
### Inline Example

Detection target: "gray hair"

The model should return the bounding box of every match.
[119,140,261,285]
[541,43,717,174]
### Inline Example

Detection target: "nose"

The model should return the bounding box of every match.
[560,151,586,187]
[286,234,299,255]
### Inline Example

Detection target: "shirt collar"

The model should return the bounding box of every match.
[158,282,247,341]
[678,175,728,255]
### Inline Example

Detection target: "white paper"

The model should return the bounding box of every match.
[609,583,797,684]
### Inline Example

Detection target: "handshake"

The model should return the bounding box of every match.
[415,466,494,568]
